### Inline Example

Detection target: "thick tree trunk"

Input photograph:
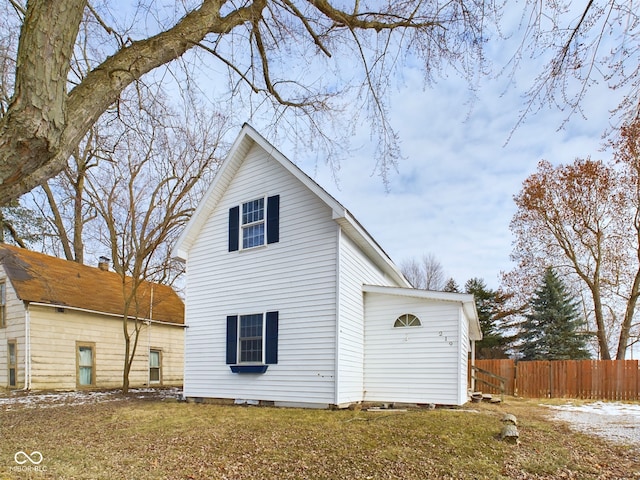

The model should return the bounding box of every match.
[591,290,611,360]
[0,0,85,202]
[616,268,640,359]
[0,0,264,205]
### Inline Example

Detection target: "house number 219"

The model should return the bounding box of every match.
[439,331,454,346]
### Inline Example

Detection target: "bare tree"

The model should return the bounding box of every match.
[0,0,499,204]
[85,89,227,393]
[29,127,104,262]
[506,153,640,360]
[400,253,446,291]
[514,0,640,127]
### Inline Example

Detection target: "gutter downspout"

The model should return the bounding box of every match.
[24,302,31,390]
[148,286,153,385]
[333,227,341,407]
[470,339,476,393]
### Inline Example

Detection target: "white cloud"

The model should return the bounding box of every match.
[293,44,620,290]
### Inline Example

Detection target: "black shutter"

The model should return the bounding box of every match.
[265,311,279,364]
[266,195,280,244]
[228,206,240,252]
[226,316,238,364]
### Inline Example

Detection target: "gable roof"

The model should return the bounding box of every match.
[173,123,411,288]
[0,244,184,325]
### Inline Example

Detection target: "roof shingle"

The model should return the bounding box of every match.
[0,244,184,325]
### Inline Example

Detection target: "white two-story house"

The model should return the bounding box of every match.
[174,124,481,408]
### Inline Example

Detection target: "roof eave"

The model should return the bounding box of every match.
[362,284,482,340]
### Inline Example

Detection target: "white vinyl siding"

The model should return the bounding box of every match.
[27,305,183,390]
[458,310,471,403]
[335,233,399,405]
[363,291,467,405]
[183,143,339,405]
[0,272,26,388]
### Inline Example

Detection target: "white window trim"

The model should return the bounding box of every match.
[0,282,6,328]
[149,349,162,384]
[237,313,266,365]
[7,339,17,388]
[240,196,267,250]
[393,313,422,328]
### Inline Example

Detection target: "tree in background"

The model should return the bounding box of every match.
[83,89,227,393]
[464,278,516,359]
[611,119,640,358]
[0,0,499,204]
[443,278,460,293]
[506,152,639,359]
[2,0,639,204]
[400,253,446,290]
[519,267,591,360]
[0,200,49,247]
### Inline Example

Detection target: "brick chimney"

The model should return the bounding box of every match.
[98,256,110,271]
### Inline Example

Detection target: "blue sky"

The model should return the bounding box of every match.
[207,3,627,291]
[283,61,618,290]
[102,1,624,291]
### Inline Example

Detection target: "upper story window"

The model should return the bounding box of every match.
[242,198,265,249]
[229,195,280,252]
[394,313,421,328]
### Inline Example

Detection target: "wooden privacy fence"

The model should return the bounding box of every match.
[471,359,640,401]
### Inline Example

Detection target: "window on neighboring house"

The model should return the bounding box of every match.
[7,340,16,387]
[149,349,162,384]
[0,282,6,328]
[77,342,95,387]
[229,195,280,251]
[226,311,279,372]
[394,313,421,327]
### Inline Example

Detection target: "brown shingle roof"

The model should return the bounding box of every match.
[0,244,184,325]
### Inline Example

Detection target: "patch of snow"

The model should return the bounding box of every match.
[546,402,640,449]
[548,401,640,416]
[0,387,182,410]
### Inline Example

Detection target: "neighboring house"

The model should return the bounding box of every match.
[0,244,184,390]
[174,124,481,408]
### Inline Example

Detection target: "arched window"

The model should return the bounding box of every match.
[393,313,421,327]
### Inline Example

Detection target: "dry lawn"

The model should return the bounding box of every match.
[0,393,639,480]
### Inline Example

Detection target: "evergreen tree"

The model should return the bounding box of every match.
[0,200,49,248]
[443,277,460,292]
[520,267,591,360]
[464,278,513,358]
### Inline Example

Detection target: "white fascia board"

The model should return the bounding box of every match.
[172,124,256,261]
[172,123,346,260]
[363,284,473,302]
[337,212,411,288]
[248,129,346,216]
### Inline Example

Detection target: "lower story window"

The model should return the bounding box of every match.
[239,314,263,363]
[77,342,95,387]
[226,311,279,372]
[7,340,16,387]
[149,349,162,383]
